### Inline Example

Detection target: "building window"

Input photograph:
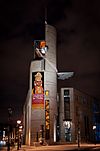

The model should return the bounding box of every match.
[64,97,70,120]
[64,97,70,102]
[64,89,70,97]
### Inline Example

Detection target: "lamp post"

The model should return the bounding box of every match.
[19,125,23,148]
[93,125,96,144]
[77,127,80,148]
[7,125,10,151]
[7,107,12,151]
[77,121,80,149]
[17,120,21,150]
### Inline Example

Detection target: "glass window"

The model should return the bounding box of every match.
[64,101,70,119]
[64,90,70,96]
[64,97,70,102]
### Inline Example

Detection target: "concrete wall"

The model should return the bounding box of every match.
[59,87,93,143]
[30,60,45,144]
[24,24,58,145]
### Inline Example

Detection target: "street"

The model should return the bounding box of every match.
[1,143,100,151]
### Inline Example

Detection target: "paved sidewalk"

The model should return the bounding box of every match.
[11,144,100,151]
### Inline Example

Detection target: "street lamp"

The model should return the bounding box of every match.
[77,125,80,148]
[93,125,96,144]
[19,125,23,148]
[17,120,21,125]
[17,120,21,150]
[7,107,12,151]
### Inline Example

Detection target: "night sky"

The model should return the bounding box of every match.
[0,0,100,123]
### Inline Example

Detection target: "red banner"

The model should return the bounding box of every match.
[32,94,44,109]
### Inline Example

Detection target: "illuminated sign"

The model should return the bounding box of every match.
[32,72,44,109]
[45,99,50,139]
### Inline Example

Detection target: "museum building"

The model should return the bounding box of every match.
[23,24,100,145]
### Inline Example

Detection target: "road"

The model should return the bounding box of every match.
[1,143,100,151]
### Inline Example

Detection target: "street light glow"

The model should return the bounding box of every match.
[17,120,21,125]
[19,125,23,129]
[93,125,96,130]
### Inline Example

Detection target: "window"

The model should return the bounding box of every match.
[64,97,70,102]
[64,90,70,96]
[64,100,70,119]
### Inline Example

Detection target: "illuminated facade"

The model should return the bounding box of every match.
[23,24,57,145]
[23,24,100,145]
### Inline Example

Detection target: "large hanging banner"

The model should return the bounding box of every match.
[32,72,44,109]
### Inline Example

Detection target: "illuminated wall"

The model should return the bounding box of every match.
[24,24,58,145]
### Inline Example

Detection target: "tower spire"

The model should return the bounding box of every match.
[45,7,47,25]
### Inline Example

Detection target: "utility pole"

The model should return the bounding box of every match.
[78,127,80,148]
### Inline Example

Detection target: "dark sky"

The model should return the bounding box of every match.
[0,0,100,123]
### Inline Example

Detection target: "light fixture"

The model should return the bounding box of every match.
[19,125,23,129]
[93,125,96,130]
[17,120,21,125]
[40,45,48,55]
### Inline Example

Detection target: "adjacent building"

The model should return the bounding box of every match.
[59,88,100,143]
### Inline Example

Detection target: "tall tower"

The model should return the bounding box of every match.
[44,24,57,143]
[23,24,57,145]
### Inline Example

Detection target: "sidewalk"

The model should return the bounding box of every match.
[11,144,100,151]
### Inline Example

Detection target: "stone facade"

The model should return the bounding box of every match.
[59,87,96,143]
[23,24,57,145]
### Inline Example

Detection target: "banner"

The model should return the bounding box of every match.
[32,72,44,109]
